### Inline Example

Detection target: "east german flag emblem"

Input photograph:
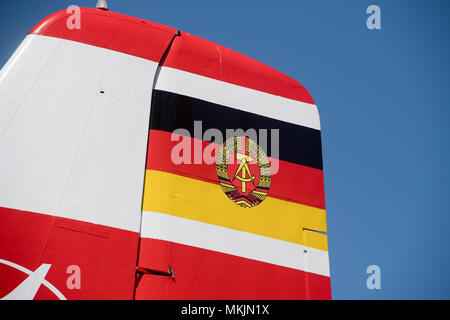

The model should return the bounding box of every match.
[216,136,271,208]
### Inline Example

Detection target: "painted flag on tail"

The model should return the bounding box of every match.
[136,32,331,299]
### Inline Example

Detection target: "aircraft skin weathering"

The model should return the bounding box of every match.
[0,6,331,299]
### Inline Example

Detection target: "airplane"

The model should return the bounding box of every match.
[0,1,330,299]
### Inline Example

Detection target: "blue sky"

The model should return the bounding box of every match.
[0,0,449,299]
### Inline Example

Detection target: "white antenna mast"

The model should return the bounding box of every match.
[96,0,108,10]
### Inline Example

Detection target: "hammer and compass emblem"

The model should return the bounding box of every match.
[216,136,271,208]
